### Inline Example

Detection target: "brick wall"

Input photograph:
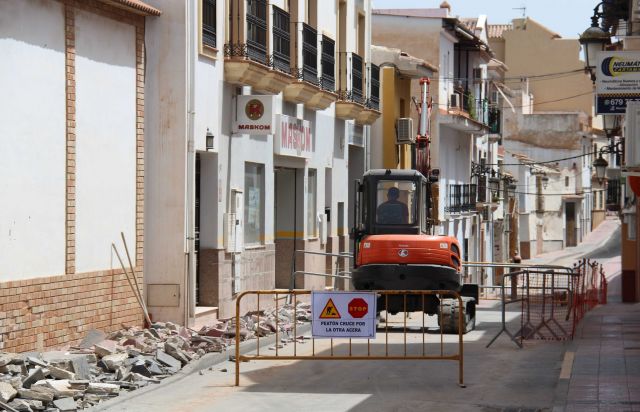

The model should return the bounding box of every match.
[0,270,143,353]
[0,0,147,353]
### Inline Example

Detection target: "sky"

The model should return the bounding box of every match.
[370,0,595,39]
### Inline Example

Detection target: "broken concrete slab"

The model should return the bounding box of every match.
[47,366,75,381]
[155,349,181,373]
[163,343,189,366]
[101,353,129,372]
[0,365,23,375]
[25,357,47,368]
[86,382,119,395]
[70,357,90,381]
[0,353,18,367]
[0,382,18,402]
[93,340,118,358]
[53,397,77,412]
[17,388,53,403]
[77,330,107,350]
[21,368,46,389]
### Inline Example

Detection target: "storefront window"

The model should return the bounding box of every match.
[244,162,264,245]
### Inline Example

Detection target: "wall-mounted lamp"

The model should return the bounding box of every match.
[206,128,215,151]
[578,2,611,83]
[593,138,623,183]
[541,175,549,189]
[602,115,620,138]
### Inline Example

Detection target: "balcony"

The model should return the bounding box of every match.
[335,52,365,120]
[224,2,294,94]
[356,63,381,126]
[445,184,477,214]
[440,91,491,133]
[284,24,337,110]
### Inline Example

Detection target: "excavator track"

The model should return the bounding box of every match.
[438,297,476,334]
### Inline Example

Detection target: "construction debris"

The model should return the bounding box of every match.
[0,301,310,410]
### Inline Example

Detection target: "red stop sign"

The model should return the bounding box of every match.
[348,298,368,318]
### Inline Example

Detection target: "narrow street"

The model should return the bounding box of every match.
[92,221,624,412]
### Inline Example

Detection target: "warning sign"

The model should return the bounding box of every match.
[348,298,368,318]
[311,292,377,339]
[319,298,341,319]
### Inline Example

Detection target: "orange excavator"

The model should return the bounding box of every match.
[351,78,478,333]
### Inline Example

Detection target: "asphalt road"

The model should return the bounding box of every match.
[93,304,566,412]
[93,220,622,412]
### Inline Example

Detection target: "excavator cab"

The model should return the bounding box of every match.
[353,169,432,239]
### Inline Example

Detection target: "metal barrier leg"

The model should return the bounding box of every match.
[486,274,522,348]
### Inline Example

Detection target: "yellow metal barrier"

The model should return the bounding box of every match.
[234,289,466,387]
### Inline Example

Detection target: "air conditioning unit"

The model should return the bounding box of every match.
[450,93,461,109]
[396,118,415,144]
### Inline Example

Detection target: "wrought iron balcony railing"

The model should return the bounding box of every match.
[445,184,477,213]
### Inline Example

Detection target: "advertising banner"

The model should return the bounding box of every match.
[273,114,313,158]
[596,51,640,114]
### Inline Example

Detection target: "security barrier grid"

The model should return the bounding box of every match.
[234,289,467,387]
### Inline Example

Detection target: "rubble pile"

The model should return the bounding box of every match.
[0,302,311,411]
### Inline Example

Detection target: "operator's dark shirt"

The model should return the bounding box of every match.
[376,200,409,224]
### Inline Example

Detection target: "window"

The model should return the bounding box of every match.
[376,180,416,224]
[369,63,380,110]
[244,163,265,245]
[202,0,216,49]
[302,23,318,84]
[351,53,363,103]
[565,176,569,187]
[199,0,218,58]
[247,0,267,63]
[320,36,335,91]
[272,6,290,72]
[307,169,317,237]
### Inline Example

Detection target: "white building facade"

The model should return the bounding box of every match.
[0,0,160,352]
[144,0,379,324]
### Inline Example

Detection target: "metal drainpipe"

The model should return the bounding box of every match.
[185,1,197,326]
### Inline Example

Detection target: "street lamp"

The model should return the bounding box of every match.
[541,175,549,189]
[592,138,623,183]
[602,115,620,138]
[579,3,610,82]
[206,128,215,151]
[593,155,609,183]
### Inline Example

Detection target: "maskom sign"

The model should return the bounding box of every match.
[596,51,640,114]
[233,95,274,135]
[273,114,313,158]
[311,291,377,338]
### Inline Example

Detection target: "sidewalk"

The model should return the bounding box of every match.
[535,216,640,411]
[555,303,640,411]
[525,217,621,267]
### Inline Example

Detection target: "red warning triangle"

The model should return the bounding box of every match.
[319,298,341,319]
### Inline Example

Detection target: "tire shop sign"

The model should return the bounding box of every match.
[311,291,377,338]
[596,51,640,114]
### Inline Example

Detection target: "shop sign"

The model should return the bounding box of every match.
[233,95,274,135]
[274,114,313,158]
[596,51,640,114]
